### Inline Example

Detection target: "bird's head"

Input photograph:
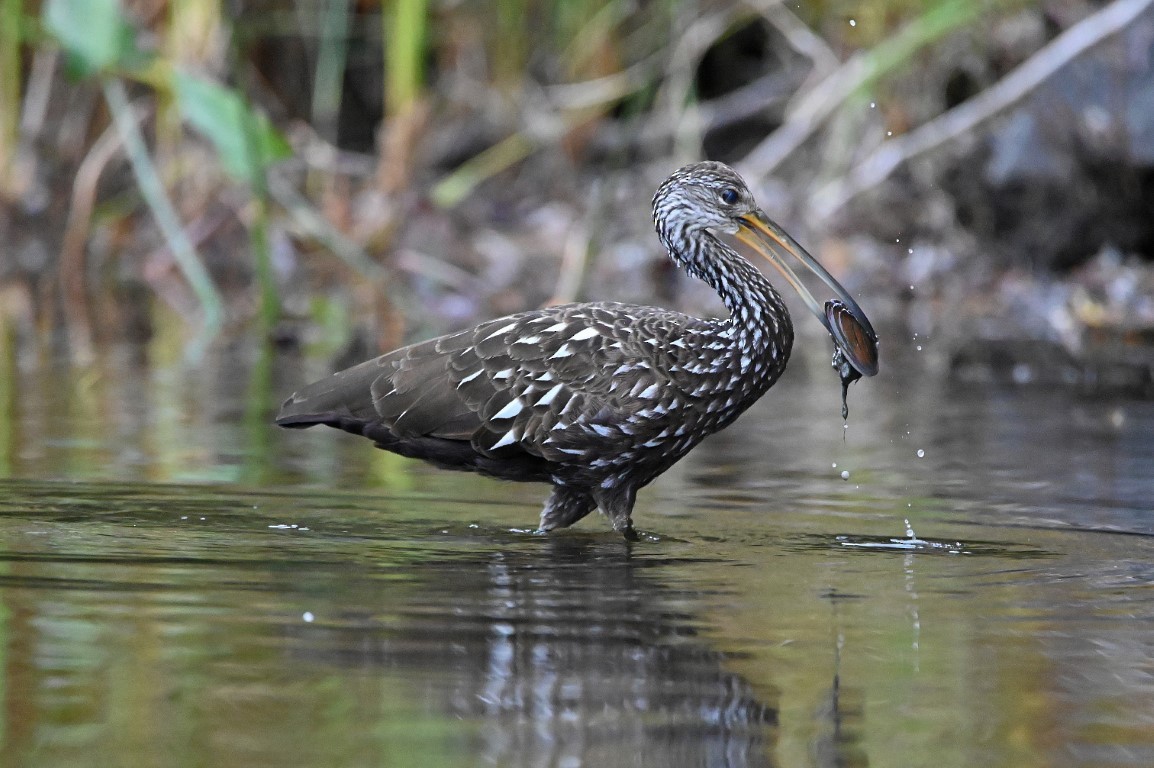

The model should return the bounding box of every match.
[653,161,760,235]
[654,161,878,378]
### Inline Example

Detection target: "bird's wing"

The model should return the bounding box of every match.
[277,302,709,461]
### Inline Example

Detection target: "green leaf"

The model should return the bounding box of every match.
[174,72,291,180]
[43,0,136,77]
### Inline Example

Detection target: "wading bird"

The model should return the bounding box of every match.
[277,162,877,539]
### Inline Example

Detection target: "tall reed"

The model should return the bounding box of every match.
[385,0,428,116]
[0,0,22,192]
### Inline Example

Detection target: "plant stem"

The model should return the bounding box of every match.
[313,0,351,142]
[102,77,223,360]
[385,0,427,115]
[248,190,278,332]
[430,133,534,209]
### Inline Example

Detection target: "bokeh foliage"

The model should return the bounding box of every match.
[1,0,1017,359]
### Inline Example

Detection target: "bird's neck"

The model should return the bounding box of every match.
[712,253,793,355]
[669,224,793,334]
[662,225,794,366]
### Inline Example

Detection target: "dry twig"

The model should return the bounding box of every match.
[58,105,148,361]
[746,0,838,76]
[738,0,986,182]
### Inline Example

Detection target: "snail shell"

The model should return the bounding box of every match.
[825,299,879,378]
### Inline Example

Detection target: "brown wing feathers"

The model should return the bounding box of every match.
[276,354,396,426]
[275,303,700,472]
[374,341,477,439]
[276,310,574,460]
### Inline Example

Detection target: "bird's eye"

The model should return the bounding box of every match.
[720,187,739,205]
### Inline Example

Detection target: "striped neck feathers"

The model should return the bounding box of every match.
[659,220,793,359]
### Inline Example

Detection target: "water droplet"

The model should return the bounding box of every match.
[870,102,876,108]
[840,470,850,480]
[916,449,925,458]
[849,18,856,26]
[302,612,315,623]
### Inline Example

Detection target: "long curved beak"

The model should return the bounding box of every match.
[735,209,878,376]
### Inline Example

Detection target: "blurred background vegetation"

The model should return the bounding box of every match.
[1,0,1152,388]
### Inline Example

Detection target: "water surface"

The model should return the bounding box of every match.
[0,336,1152,767]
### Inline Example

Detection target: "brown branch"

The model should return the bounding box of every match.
[58,105,149,361]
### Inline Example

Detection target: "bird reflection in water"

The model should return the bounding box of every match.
[292,536,779,767]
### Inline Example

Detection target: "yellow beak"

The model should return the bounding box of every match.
[735,210,879,377]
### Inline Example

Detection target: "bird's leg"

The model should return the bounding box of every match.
[537,486,596,532]
[593,485,639,541]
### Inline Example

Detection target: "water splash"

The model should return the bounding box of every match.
[836,518,966,554]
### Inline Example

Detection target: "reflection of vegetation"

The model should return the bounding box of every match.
[0,319,13,478]
[2,474,1136,768]
[242,339,275,486]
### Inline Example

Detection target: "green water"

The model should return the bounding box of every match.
[0,338,1152,767]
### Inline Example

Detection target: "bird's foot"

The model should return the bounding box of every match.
[610,515,640,541]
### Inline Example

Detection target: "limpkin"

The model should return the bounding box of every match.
[277,162,878,539]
